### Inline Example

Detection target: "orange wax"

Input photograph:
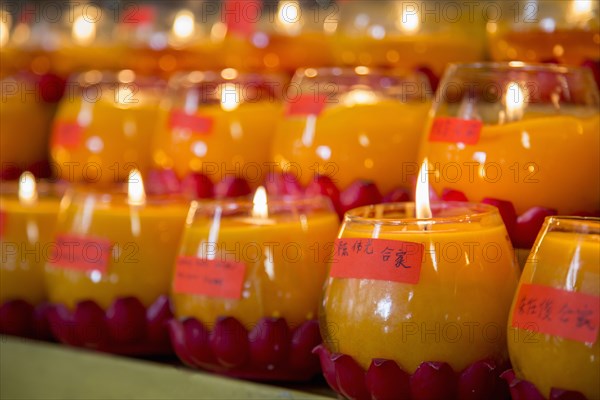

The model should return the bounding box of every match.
[50,82,161,184]
[508,226,600,399]
[272,101,431,193]
[153,101,283,183]
[488,28,600,65]
[0,196,60,305]
[321,204,519,373]
[45,191,187,309]
[418,114,600,215]
[173,208,339,329]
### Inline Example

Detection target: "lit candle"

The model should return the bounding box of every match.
[170,188,339,379]
[72,14,96,46]
[0,172,62,336]
[276,1,303,36]
[317,159,520,398]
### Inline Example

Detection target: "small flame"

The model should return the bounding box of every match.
[0,12,11,47]
[343,88,378,106]
[172,10,195,40]
[277,1,302,35]
[128,169,146,206]
[415,158,432,219]
[220,83,240,111]
[252,186,269,219]
[570,0,593,21]
[18,172,38,206]
[396,5,420,34]
[72,14,96,46]
[505,81,527,122]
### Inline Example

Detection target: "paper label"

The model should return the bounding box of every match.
[173,256,247,299]
[122,5,156,24]
[223,0,260,37]
[330,238,424,284]
[50,234,112,273]
[53,121,83,149]
[286,94,329,117]
[511,283,600,344]
[428,117,482,145]
[169,110,214,134]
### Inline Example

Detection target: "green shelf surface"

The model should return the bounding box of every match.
[0,336,336,400]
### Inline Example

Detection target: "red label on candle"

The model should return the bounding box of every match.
[122,5,156,24]
[0,210,6,239]
[173,256,247,299]
[169,110,214,134]
[223,0,260,37]
[286,94,329,117]
[330,238,424,284]
[50,234,112,273]
[511,283,600,344]
[429,117,482,145]
[53,121,83,149]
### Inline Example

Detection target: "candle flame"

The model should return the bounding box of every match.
[277,1,302,35]
[128,169,146,206]
[72,14,96,46]
[252,186,269,219]
[220,83,240,111]
[18,171,38,206]
[415,158,432,219]
[570,0,593,21]
[505,81,526,122]
[343,88,378,106]
[0,12,11,47]
[172,10,195,40]
[396,4,420,34]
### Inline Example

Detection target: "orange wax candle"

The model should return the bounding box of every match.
[45,172,187,309]
[50,70,163,184]
[508,217,599,399]
[172,189,339,329]
[0,173,62,305]
[321,202,519,373]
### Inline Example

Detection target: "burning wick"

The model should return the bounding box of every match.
[415,158,432,230]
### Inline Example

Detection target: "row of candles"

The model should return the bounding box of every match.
[1,61,599,399]
[1,0,598,75]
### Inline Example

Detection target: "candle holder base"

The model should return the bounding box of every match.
[501,369,588,400]
[0,300,53,340]
[46,295,173,356]
[168,316,322,382]
[313,344,510,400]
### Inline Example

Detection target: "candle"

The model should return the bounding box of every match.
[50,70,163,184]
[316,159,519,398]
[1,173,61,307]
[169,187,339,379]
[271,68,431,213]
[152,70,284,186]
[45,170,187,310]
[507,216,599,399]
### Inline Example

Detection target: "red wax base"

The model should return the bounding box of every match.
[168,316,322,381]
[501,370,588,400]
[0,300,53,340]
[46,295,173,356]
[313,344,510,400]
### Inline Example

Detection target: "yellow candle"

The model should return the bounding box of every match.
[1,173,61,305]
[172,190,339,329]
[152,71,284,184]
[419,114,600,215]
[508,217,599,399]
[321,202,519,373]
[273,99,430,194]
[50,70,162,184]
[45,173,187,309]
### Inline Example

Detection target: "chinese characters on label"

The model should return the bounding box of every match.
[330,238,424,284]
[173,256,247,299]
[429,117,482,145]
[512,283,600,344]
[50,234,112,273]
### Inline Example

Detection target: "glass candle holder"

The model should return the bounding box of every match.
[50,70,164,185]
[44,180,188,354]
[316,202,519,399]
[1,71,62,179]
[505,217,599,400]
[487,0,599,67]
[271,67,431,217]
[332,1,486,78]
[0,173,64,338]
[417,63,600,249]
[168,191,339,380]
[151,69,285,194]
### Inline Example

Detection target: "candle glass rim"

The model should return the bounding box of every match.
[543,215,600,235]
[0,179,68,199]
[445,61,595,76]
[342,201,502,227]
[67,69,167,89]
[62,185,186,207]
[169,69,289,89]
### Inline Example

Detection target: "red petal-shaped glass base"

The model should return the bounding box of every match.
[0,300,53,340]
[168,316,322,381]
[46,295,173,355]
[501,370,588,400]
